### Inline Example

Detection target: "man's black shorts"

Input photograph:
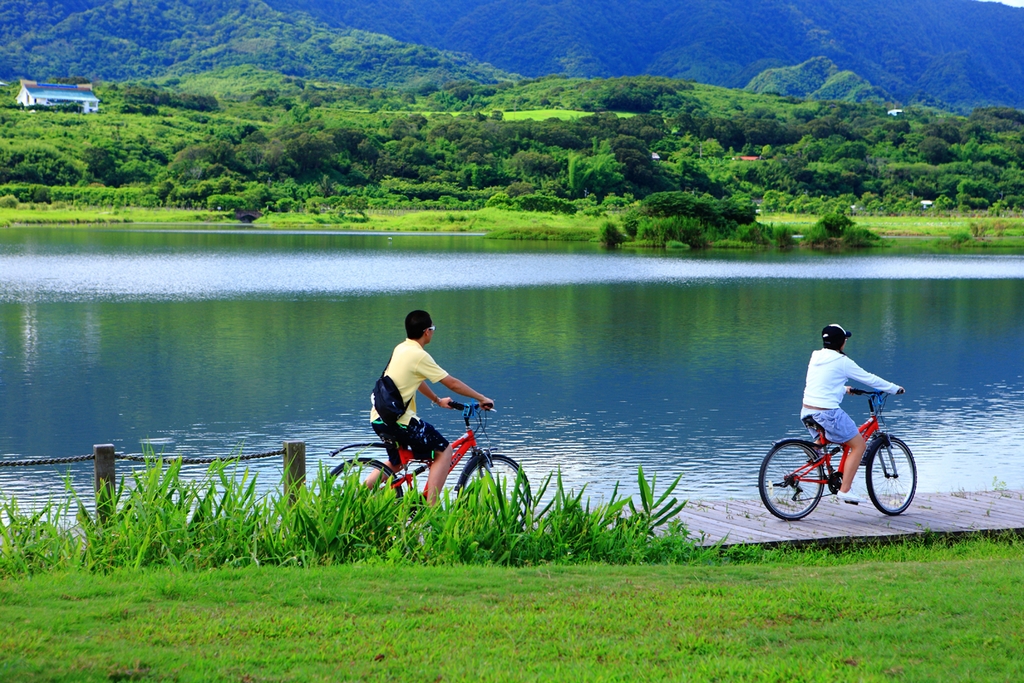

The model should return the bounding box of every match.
[372,418,450,465]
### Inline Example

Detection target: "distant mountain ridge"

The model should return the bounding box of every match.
[268,0,1024,111]
[3,0,1024,111]
[0,0,512,88]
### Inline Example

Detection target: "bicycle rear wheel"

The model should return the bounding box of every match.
[456,452,531,507]
[865,436,916,515]
[330,457,405,499]
[758,440,824,520]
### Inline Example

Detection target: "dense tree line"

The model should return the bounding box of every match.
[2,77,1024,216]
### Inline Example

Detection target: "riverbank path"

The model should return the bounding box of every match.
[675,489,1024,547]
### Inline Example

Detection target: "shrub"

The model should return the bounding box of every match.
[989,220,1011,237]
[801,223,835,247]
[206,194,247,211]
[621,209,641,238]
[969,222,987,239]
[485,191,515,209]
[665,240,690,250]
[636,215,708,248]
[31,186,50,204]
[817,212,854,238]
[0,194,17,209]
[514,194,577,215]
[841,226,882,248]
[949,229,972,245]
[803,212,860,248]
[772,224,795,249]
[599,221,626,248]
[736,223,768,245]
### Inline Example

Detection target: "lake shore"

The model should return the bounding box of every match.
[4,206,1024,251]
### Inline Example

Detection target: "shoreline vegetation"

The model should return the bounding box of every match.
[4,72,1024,259]
[3,205,1024,251]
[0,457,1022,680]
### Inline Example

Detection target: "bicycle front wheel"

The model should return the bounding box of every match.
[758,440,824,520]
[456,452,531,507]
[865,436,916,515]
[330,457,405,499]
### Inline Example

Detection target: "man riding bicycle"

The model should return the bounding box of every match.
[802,324,904,505]
[369,310,494,504]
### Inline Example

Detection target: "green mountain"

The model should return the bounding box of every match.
[269,0,1024,111]
[745,57,889,104]
[0,0,512,88]
[4,0,1024,111]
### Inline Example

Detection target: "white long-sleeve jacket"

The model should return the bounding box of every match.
[802,349,900,409]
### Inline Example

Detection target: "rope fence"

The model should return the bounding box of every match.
[0,449,287,467]
[0,442,306,520]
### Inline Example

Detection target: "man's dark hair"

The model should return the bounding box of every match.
[405,310,433,339]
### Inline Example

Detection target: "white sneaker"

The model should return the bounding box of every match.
[837,491,864,505]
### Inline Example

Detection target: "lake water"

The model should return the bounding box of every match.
[2,228,1023,504]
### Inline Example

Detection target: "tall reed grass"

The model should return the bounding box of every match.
[0,460,696,575]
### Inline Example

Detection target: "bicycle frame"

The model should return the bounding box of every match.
[793,393,885,490]
[367,402,485,496]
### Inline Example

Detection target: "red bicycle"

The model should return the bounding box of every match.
[330,401,530,504]
[758,389,917,520]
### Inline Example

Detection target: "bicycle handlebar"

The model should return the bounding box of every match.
[448,401,495,417]
[848,388,904,396]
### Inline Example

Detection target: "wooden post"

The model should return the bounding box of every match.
[93,444,116,521]
[283,441,306,504]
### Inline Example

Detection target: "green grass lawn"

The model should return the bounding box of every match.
[2,536,1022,682]
[254,206,604,235]
[499,109,636,121]
[763,213,1024,237]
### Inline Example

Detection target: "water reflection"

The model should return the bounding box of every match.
[0,229,1023,506]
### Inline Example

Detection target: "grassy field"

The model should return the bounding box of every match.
[764,213,1024,237]
[1,535,1022,682]
[253,206,606,234]
[499,109,636,121]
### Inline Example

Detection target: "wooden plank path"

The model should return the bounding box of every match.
[675,489,1024,547]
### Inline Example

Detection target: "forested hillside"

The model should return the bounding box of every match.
[745,58,888,104]
[2,74,1023,222]
[271,0,1024,111]
[0,0,511,88]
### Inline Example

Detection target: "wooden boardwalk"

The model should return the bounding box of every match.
[675,489,1024,547]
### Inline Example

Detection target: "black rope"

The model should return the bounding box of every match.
[0,449,287,468]
[0,454,95,467]
[116,449,287,464]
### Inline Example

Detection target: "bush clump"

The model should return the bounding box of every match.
[635,215,708,248]
[0,461,696,573]
[599,220,626,248]
[802,212,877,248]
[772,224,795,249]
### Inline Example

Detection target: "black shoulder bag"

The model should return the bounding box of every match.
[372,351,408,425]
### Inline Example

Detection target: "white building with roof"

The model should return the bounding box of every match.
[17,80,100,113]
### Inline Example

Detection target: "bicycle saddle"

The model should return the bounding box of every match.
[802,414,826,436]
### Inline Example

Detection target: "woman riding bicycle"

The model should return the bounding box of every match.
[802,324,904,505]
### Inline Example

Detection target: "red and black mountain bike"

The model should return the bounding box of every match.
[758,389,917,520]
[329,401,530,504]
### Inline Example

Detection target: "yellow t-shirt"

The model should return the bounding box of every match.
[369,339,449,426]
